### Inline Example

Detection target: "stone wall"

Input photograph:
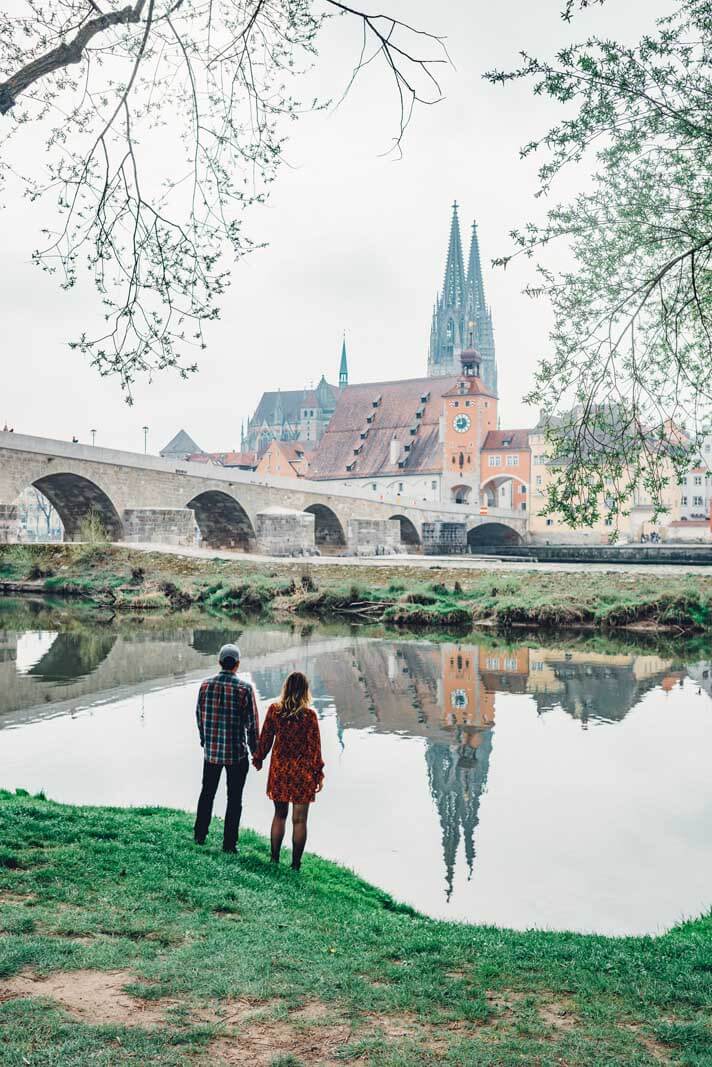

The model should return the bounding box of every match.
[0,505,18,544]
[422,521,467,555]
[255,508,315,557]
[471,544,712,565]
[346,518,402,556]
[122,508,197,546]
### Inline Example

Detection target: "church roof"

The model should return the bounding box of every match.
[250,384,338,426]
[160,429,203,457]
[308,375,461,480]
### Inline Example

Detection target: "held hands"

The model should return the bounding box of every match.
[252,757,263,771]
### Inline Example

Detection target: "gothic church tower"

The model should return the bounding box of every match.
[428,203,497,395]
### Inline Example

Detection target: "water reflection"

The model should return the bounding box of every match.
[1,604,711,933]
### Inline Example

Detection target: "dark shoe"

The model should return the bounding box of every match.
[194,837,206,846]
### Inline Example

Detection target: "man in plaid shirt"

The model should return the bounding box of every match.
[194,643,260,852]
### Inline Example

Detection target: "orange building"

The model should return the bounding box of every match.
[480,429,531,515]
[255,440,313,479]
[441,346,498,505]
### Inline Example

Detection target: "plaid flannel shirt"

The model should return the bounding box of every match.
[196,671,260,765]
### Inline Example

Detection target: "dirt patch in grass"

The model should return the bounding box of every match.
[211,1017,351,1067]
[0,969,177,1027]
[538,997,580,1032]
[622,1023,674,1064]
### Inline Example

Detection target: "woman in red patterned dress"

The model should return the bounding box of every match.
[252,672,324,870]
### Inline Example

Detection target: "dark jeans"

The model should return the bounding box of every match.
[194,756,249,850]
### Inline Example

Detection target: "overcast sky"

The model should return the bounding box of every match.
[2,0,669,455]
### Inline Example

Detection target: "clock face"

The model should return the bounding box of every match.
[453,413,471,434]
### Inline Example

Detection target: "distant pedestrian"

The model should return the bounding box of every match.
[194,643,260,853]
[72,436,78,443]
[253,671,324,871]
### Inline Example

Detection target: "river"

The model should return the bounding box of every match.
[1,598,711,936]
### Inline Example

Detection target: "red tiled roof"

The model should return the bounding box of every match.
[272,441,314,461]
[442,376,496,399]
[482,429,531,451]
[309,375,464,480]
[219,451,257,467]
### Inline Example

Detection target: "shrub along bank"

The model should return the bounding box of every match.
[0,792,710,1066]
[2,543,712,632]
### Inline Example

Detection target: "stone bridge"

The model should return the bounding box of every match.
[0,432,527,553]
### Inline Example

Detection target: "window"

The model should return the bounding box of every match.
[488,455,500,467]
[693,495,704,506]
[431,481,437,490]
[605,517,613,526]
[465,400,471,407]
[534,453,545,464]
[535,475,542,487]
[505,658,517,671]
[521,485,527,494]
[521,502,527,511]
[467,454,471,463]
[486,657,500,670]
[398,482,403,493]
[532,661,544,671]
[506,455,519,467]
[372,483,377,491]
[694,475,703,486]
[681,495,688,505]
[546,518,554,527]
[452,400,459,408]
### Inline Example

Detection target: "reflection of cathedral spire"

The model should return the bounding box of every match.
[425,729,493,900]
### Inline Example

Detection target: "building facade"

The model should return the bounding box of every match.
[428,203,497,396]
[243,340,349,456]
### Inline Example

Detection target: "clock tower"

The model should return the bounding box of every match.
[441,341,497,507]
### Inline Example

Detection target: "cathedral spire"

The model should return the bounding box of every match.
[442,201,466,309]
[466,220,486,315]
[339,333,348,389]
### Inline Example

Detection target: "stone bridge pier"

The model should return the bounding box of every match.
[0,433,528,554]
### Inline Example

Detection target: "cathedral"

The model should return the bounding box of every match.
[428,202,497,395]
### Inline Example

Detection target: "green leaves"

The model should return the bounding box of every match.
[487,0,712,526]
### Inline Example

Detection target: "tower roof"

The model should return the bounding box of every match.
[441,201,466,309]
[160,429,203,458]
[339,334,348,388]
[466,220,487,315]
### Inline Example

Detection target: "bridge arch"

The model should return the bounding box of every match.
[30,472,123,541]
[390,514,421,547]
[187,491,256,550]
[304,504,346,551]
[468,522,523,548]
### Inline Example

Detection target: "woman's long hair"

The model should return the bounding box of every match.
[277,671,311,717]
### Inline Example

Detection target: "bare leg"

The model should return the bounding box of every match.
[271,801,289,863]
[291,803,310,870]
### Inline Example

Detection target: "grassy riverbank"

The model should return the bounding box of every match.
[1,792,710,1067]
[2,543,712,632]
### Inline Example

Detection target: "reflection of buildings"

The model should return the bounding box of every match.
[314,639,693,898]
[526,649,679,725]
[2,607,705,901]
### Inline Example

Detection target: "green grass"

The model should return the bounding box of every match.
[3,543,712,633]
[0,792,710,1066]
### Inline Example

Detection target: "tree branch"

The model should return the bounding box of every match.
[0,1,146,115]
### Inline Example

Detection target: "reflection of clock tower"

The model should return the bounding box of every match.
[441,339,497,507]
